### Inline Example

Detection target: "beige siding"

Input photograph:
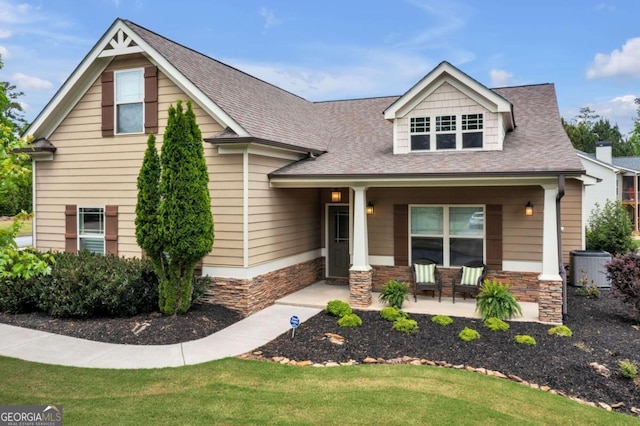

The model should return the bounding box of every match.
[366,186,544,263]
[248,154,321,265]
[561,178,583,264]
[36,54,244,266]
[395,82,500,154]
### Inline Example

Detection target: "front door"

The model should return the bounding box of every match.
[328,206,350,277]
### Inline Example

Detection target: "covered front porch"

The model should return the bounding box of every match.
[277,281,540,322]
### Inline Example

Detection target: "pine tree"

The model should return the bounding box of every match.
[135,101,214,314]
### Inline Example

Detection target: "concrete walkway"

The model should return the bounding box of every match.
[0,305,320,369]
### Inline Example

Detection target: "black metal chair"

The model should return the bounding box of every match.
[452,260,487,303]
[412,258,442,302]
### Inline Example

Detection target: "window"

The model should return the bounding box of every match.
[78,207,105,254]
[410,205,484,266]
[410,117,430,150]
[115,69,144,134]
[436,115,456,150]
[462,114,483,148]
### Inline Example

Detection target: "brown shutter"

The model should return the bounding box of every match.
[485,204,503,270]
[394,204,409,266]
[101,71,114,137]
[144,66,158,134]
[105,205,118,255]
[65,205,77,253]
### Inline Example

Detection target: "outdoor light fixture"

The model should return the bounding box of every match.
[366,202,375,215]
[525,201,534,217]
[331,189,342,202]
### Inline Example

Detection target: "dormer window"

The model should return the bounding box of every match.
[462,114,483,148]
[436,115,456,150]
[410,117,430,150]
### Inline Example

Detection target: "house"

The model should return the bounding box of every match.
[578,141,640,233]
[23,19,586,324]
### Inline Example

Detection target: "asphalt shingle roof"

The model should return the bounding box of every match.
[612,157,640,172]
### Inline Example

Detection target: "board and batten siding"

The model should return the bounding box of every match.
[248,154,321,266]
[394,82,500,154]
[36,54,244,266]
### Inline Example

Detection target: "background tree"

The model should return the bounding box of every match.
[628,98,640,154]
[563,106,637,156]
[136,101,214,315]
[585,201,635,256]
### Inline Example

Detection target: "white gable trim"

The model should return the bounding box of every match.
[26,19,249,139]
[577,151,620,173]
[384,62,513,123]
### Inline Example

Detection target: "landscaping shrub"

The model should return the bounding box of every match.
[392,317,418,333]
[515,335,536,346]
[338,313,362,328]
[35,251,159,318]
[619,359,638,379]
[575,270,601,299]
[585,200,634,256]
[484,317,509,331]
[431,314,453,326]
[0,275,38,314]
[192,275,211,303]
[458,327,480,342]
[380,306,407,322]
[476,280,522,320]
[548,325,573,337]
[326,300,352,318]
[605,253,640,318]
[378,279,410,309]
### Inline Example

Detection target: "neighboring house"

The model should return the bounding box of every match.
[23,19,586,324]
[578,141,640,233]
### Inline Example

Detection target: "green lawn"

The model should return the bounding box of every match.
[0,356,634,425]
[0,217,32,236]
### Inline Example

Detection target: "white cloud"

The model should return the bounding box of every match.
[259,7,282,30]
[489,69,514,87]
[587,37,640,79]
[0,2,36,24]
[564,94,638,136]
[11,72,53,90]
[0,29,10,38]
[0,45,9,58]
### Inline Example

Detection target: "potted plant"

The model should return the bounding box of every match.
[379,279,410,309]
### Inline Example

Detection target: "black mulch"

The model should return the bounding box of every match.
[0,303,242,345]
[257,288,640,416]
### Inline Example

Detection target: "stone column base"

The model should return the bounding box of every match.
[538,280,563,324]
[349,269,373,307]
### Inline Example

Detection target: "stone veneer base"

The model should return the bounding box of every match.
[201,257,324,316]
[349,269,373,307]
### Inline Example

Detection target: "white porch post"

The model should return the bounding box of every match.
[349,186,372,307]
[539,183,562,281]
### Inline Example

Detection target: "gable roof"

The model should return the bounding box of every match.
[577,150,620,172]
[612,157,640,173]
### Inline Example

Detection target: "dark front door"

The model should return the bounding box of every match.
[328,206,350,277]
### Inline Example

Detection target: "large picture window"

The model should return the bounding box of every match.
[78,207,105,254]
[410,205,484,266]
[115,69,144,134]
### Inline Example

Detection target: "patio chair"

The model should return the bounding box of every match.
[452,260,487,303]
[412,258,442,302]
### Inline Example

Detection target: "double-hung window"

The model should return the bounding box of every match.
[410,205,484,266]
[410,116,430,151]
[115,69,144,134]
[435,115,456,150]
[462,113,483,148]
[78,207,105,254]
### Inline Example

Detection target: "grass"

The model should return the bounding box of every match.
[0,356,635,425]
[0,217,32,236]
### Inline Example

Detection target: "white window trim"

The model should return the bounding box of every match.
[409,113,484,152]
[408,204,485,266]
[461,113,484,150]
[77,206,106,254]
[114,68,145,135]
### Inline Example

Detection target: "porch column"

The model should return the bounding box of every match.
[539,183,563,324]
[349,186,372,307]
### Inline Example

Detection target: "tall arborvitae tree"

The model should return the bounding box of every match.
[136,101,214,314]
[135,133,162,270]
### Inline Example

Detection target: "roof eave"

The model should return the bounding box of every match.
[205,136,326,156]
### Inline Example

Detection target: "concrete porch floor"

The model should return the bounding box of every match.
[276,281,540,322]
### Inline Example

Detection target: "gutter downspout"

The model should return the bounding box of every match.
[557,175,567,321]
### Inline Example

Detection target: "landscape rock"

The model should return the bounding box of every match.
[363,357,377,364]
[589,362,610,378]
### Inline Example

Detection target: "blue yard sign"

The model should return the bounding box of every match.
[290,315,300,338]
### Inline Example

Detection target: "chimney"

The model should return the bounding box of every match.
[595,140,612,164]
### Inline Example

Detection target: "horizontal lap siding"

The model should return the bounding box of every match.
[37,54,243,266]
[366,186,544,263]
[561,178,583,264]
[248,155,320,266]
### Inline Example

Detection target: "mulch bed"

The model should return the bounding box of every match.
[1,287,639,416]
[257,288,640,416]
[0,303,242,345]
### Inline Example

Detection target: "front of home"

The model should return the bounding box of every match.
[24,19,585,324]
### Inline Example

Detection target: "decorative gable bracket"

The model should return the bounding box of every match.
[98,29,144,58]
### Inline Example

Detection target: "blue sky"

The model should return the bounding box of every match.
[1,0,639,135]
